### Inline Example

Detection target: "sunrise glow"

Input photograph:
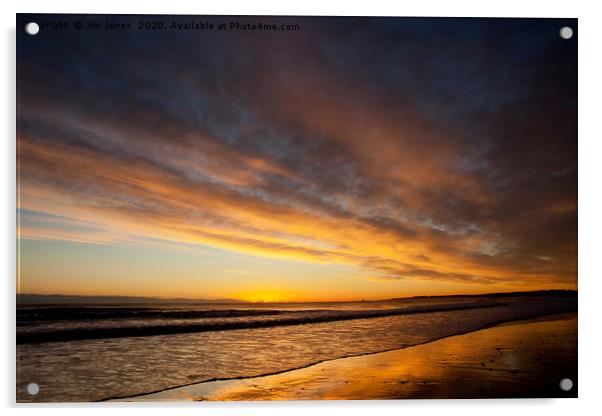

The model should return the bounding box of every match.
[16,17,577,301]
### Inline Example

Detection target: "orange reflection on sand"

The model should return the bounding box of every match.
[127,314,576,401]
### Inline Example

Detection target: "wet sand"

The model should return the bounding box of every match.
[119,313,577,401]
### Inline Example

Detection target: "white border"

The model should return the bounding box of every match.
[3,1,602,415]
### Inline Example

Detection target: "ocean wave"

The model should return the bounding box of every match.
[17,307,285,322]
[17,301,504,344]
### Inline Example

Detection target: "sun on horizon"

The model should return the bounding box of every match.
[17,16,577,302]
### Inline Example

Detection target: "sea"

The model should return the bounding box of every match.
[16,293,577,402]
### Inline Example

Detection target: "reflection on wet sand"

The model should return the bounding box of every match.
[124,313,576,401]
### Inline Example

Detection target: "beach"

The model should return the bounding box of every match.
[121,313,577,401]
[17,294,577,402]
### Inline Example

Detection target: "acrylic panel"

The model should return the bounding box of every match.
[16,14,578,402]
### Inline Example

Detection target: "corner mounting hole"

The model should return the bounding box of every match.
[559,26,573,40]
[559,378,573,391]
[26,382,39,396]
[25,22,39,35]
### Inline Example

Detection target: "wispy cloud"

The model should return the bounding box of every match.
[17,16,577,292]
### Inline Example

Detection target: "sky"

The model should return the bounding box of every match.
[16,15,577,302]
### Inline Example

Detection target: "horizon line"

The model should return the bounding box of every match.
[16,289,578,304]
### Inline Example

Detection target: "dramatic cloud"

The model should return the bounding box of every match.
[17,16,577,293]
